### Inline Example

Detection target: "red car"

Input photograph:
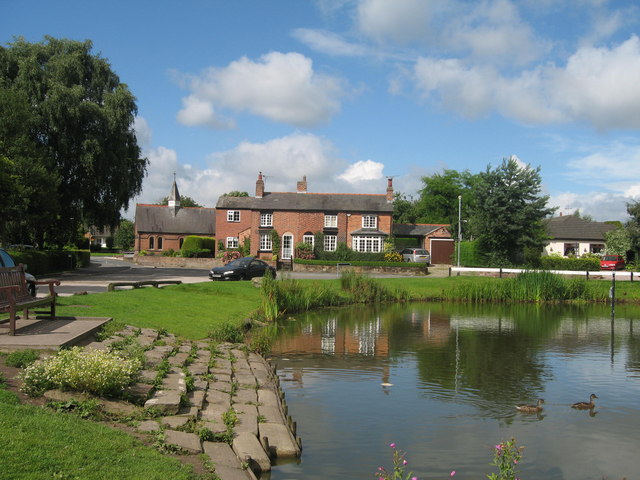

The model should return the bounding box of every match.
[600,255,626,270]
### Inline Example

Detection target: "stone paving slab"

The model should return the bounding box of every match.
[211,464,254,480]
[258,423,300,458]
[188,390,206,410]
[257,405,282,424]
[206,389,231,405]
[165,430,203,453]
[169,352,189,366]
[203,442,244,468]
[201,419,227,435]
[162,415,191,429]
[200,403,228,422]
[209,380,232,393]
[145,390,181,414]
[233,432,271,474]
[137,420,160,432]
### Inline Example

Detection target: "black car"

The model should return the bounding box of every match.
[0,248,37,296]
[209,257,276,281]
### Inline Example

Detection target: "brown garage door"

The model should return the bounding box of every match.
[430,239,455,264]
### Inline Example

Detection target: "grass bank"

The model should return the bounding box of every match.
[0,376,203,479]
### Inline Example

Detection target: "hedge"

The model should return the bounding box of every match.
[540,255,600,271]
[181,236,215,258]
[293,259,427,268]
[8,250,91,275]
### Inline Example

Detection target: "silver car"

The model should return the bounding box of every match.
[400,247,431,264]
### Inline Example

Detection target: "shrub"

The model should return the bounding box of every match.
[5,349,39,368]
[162,248,177,257]
[208,323,244,343]
[222,250,242,264]
[540,255,600,271]
[295,242,315,260]
[181,236,215,258]
[19,347,142,397]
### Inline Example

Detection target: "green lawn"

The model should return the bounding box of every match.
[0,400,202,479]
[57,281,263,339]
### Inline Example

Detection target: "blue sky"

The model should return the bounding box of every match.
[3,0,640,221]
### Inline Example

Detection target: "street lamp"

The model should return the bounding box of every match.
[457,195,462,267]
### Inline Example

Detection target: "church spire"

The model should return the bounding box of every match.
[168,172,181,215]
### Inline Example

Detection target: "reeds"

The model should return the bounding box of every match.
[444,270,606,303]
[260,270,409,321]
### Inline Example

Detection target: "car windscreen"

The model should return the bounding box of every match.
[415,250,429,255]
[602,255,619,261]
[225,257,253,268]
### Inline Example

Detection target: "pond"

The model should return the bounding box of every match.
[264,302,640,480]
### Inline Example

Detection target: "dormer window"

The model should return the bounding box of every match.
[362,215,377,229]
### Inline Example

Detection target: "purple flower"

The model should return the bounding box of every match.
[389,443,396,449]
[450,471,456,476]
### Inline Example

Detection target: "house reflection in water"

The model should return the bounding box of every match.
[271,307,454,389]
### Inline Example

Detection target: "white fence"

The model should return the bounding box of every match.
[449,266,637,281]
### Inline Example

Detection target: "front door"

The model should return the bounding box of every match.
[282,234,293,260]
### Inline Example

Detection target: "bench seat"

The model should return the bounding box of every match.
[0,265,60,335]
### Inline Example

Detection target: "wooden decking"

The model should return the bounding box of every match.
[0,316,111,350]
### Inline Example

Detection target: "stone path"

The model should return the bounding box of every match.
[81,326,301,479]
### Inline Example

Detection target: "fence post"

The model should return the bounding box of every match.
[499,268,503,278]
[448,266,452,277]
[586,271,589,281]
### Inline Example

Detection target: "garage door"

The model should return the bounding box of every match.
[430,239,455,264]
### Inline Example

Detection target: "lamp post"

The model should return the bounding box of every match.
[457,195,462,267]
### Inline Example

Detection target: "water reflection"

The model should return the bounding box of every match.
[268,302,640,480]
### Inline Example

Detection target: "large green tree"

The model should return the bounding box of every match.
[468,157,555,265]
[626,200,640,261]
[0,36,147,247]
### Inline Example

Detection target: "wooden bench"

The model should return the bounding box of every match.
[107,280,182,291]
[0,265,61,335]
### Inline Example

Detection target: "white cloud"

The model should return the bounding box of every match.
[549,191,630,222]
[337,159,385,183]
[133,116,152,147]
[176,52,348,128]
[132,132,391,209]
[292,28,369,57]
[357,0,440,44]
[411,35,640,129]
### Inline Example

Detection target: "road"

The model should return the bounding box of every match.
[44,257,445,296]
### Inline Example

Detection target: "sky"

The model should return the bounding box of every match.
[3,0,640,221]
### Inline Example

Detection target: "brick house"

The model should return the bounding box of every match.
[134,179,216,253]
[215,173,395,260]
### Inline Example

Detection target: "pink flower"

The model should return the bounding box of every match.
[389,443,396,449]
[403,460,408,465]
[451,471,456,476]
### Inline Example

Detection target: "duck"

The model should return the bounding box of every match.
[516,398,544,413]
[571,394,598,409]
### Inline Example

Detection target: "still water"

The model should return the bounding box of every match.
[264,302,640,480]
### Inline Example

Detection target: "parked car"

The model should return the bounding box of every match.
[399,247,431,264]
[0,248,37,296]
[600,254,626,270]
[209,256,277,281]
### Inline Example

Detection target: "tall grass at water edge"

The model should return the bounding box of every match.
[444,270,606,303]
[260,270,409,321]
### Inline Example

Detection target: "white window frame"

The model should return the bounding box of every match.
[226,237,239,249]
[352,235,383,253]
[260,233,272,251]
[260,213,273,227]
[324,214,338,228]
[362,215,377,229]
[227,210,240,222]
[303,234,315,248]
[324,235,337,252]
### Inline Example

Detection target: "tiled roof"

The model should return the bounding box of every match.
[545,215,616,241]
[216,192,393,213]
[135,204,216,235]
[393,224,450,236]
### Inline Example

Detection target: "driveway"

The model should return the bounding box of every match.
[47,257,450,296]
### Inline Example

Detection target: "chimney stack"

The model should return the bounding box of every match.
[297,175,307,194]
[386,177,394,203]
[255,172,264,198]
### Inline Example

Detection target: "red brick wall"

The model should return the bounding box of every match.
[135,233,215,253]
[215,208,252,250]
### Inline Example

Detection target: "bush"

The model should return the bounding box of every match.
[222,250,242,264]
[540,255,600,271]
[5,349,39,368]
[8,249,90,274]
[162,248,178,257]
[181,236,215,258]
[19,347,141,397]
[208,322,244,343]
